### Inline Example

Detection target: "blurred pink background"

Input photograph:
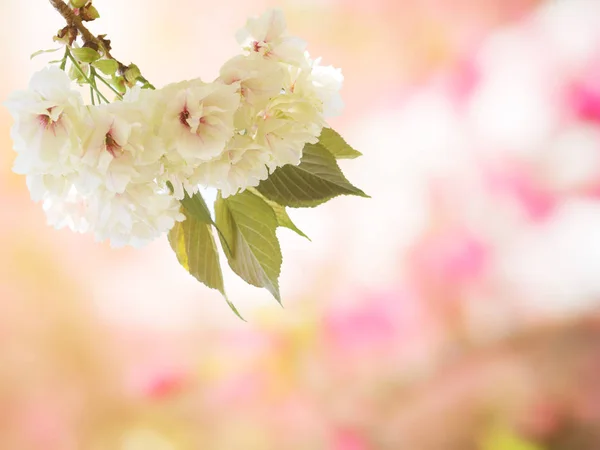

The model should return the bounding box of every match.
[3,0,600,448]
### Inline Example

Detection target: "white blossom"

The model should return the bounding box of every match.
[87,184,184,248]
[157,79,240,198]
[25,173,73,202]
[255,66,325,168]
[41,180,184,248]
[236,9,308,67]
[5,66,87,176]
[74,100,183,247]
[78,101,163,195]
[309,56,345,118]
[42,185,91,234]
[192,134,271,197]
[219,54,286,110]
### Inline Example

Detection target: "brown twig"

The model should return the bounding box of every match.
[48,0,155,88]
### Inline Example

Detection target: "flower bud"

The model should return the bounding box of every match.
[80,3,100,21]
[123,64,142,87]
[53,25,78,46]
[111,75,127,94]
[70,0,87,8]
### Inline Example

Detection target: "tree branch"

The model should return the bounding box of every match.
[49,0,100,52]
[48,0,155,88]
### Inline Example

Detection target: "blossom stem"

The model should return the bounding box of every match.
[90,85,95,105]
[93,71,124,99]
[66,49,110,103]
[60,47,68,70]
[88,66,102,104]
[88,67,106,104]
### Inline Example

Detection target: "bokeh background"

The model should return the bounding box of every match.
[2,0,600,448]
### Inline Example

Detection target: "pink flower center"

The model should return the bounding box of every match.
[38,107,60,133]
[38,115,51,128]
[105,132,121,157]
[251,40,272,57]
[179,108,190,128]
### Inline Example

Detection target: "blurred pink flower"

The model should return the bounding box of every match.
[486,163,557,221]
[332,428,369,450]
[206,373,263,407]
[323,290,423,356]
[16,397,75,450]
[518,400,563,440]
[411,227,488,288]
[445,52,481,106]
[126,363,187,400]
[567,58,600,124]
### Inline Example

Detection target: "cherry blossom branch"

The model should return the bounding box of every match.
[48,0,98,49]
[48,0,155,89]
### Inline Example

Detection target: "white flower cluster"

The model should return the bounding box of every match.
[5,9,343,247]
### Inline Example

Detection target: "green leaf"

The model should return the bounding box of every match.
[92,59,119,76]
[30,47,61,60]
[270,203,310,240]
[71,47,101,63]
[215,191,282,303]
[318,127,363,159]
[256,142,368,208]
[169,210,244,321]
[180,191,213,224]
[177,190,234,256]
[248,188,310,240]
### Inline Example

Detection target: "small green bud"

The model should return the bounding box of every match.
[111,75,127,95]
[71,47,101,63]
[80,4,100,21]
[70,0,87,8]
[123,64,142,86]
